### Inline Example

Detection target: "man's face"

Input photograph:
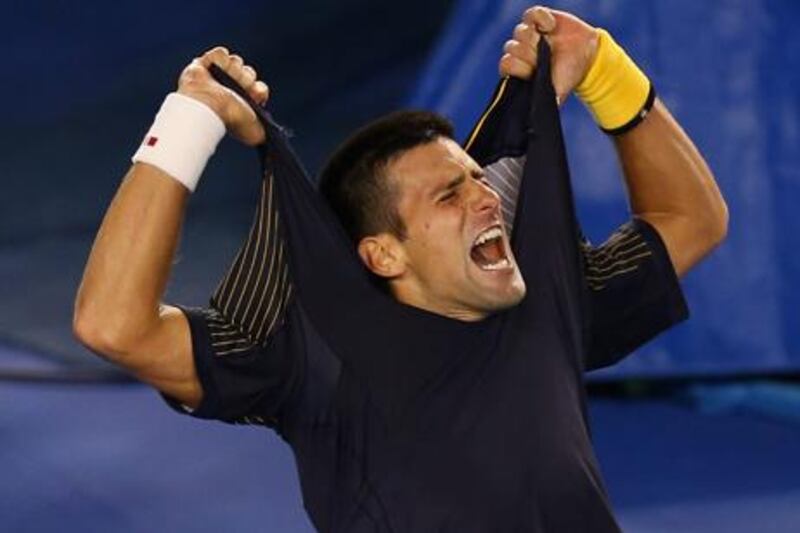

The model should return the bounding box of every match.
[382,137,526,321]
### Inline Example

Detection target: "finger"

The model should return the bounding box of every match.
[223,54,252,89]
[252,80,270,105]
[240,65,257,88]
[227,54,244,78]
[499,53,534,79]
[513,22,539,48]
[503,39,537,68]
[523,5,557,34]
[230,56,256,91]
[200,46,231,70]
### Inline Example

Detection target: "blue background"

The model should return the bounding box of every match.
[409,0,800,377]
[1,0,798,378]
[2,2,799,532]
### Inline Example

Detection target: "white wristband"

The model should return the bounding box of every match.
[132,92,226,192]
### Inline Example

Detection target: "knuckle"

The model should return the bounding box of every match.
[515,23,537,42]
[523,7,536,22]
[205,46,227,59]
[499,54,517,69]
[524,6,547,26]
[181,64,205,82]
[205,51,229,70]
[183,67,199,80]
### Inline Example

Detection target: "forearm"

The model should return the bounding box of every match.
[614,99,728,276]
[499,7,727,275]
[74,163,188,355]
[574,26,727,276]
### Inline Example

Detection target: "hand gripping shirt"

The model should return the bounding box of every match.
[166,42,688,532]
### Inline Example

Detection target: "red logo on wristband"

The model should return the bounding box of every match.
[146,136,159,147]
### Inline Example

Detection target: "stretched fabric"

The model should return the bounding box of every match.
[201,39,686,423]
[409,0,800,378]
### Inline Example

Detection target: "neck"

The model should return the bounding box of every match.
[389,281,488,322]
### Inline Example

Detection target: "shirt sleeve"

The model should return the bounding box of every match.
[580,218,689,371]
[162,166,300,428]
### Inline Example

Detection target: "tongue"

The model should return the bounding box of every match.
[471,238,505,266]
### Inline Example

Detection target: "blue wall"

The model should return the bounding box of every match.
[0,0,453,364]
[2,0,797,377]
[409,0,800,377]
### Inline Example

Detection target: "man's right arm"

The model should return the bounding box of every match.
[74,162,202,407]
[73,48,269,409]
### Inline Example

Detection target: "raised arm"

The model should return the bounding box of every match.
[611,100,727,276]
[73,47,268,409]
[499,6,727,277]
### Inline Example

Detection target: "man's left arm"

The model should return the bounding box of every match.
[612,99,727,277]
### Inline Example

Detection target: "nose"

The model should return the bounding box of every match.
[469,179,500,214]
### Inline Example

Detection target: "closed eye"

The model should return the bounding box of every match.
[472,171,490,186]
[438,190,458,203]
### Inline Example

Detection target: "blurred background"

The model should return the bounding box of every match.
[1,0,798,531]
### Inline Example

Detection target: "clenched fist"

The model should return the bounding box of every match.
[499,5,599,104]
[178,46,269,146]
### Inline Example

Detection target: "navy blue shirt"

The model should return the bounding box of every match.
[168,44,688,531]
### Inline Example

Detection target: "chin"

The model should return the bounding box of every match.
[481,275,527,312]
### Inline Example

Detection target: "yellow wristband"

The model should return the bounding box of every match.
[575,29,653,134]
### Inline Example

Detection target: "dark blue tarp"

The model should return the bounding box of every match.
[2,0,797,379]
[408,0,800,377]
[0,0,453,367]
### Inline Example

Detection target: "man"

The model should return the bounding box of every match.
[74,6,727,532]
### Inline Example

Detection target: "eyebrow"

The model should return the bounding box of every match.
[431,169,486,199]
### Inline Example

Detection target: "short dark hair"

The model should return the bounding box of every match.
[319,110,455,242]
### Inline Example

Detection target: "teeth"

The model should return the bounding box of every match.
[474,226,503,246]
[480,258,511,271]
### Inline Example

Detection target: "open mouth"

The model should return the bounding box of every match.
[470,225,511,271]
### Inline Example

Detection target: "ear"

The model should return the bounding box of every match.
[357,233,407,278]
